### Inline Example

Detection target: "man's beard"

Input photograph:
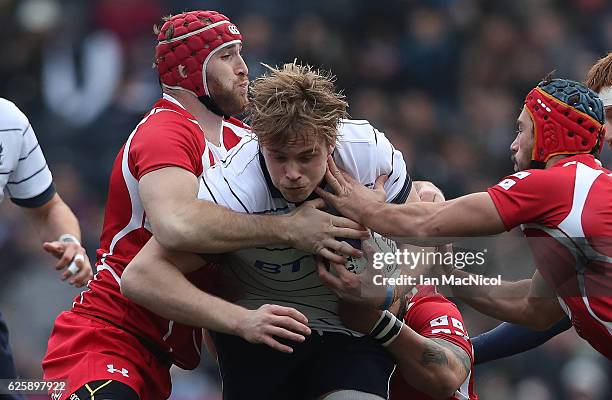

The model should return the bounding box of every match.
[510,154,521,172]
[207,76,248,117]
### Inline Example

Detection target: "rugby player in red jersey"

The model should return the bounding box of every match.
[42,11,367,400]
[318,77,612,360]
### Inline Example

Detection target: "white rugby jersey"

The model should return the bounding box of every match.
[198,119,411,335]
[0,98,54,207]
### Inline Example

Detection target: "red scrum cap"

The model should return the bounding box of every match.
[155,11,242,97]
[524,78,604,166]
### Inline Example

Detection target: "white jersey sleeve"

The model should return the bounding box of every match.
[334,119,411,204]
[197,136,276,213]
[0,98,54,206]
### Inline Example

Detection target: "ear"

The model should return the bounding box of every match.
[327,143,335,154]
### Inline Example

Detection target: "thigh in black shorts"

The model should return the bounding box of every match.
[211,331,394,400]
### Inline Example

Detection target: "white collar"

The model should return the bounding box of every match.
[162,93,186,109]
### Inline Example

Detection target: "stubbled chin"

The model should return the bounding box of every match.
[281,191,308,203]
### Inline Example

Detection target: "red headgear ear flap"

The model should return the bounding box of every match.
[524,80,604,166]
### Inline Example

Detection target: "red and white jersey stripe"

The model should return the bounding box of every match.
[71,94,249,369]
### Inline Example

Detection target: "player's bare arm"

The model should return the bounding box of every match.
[340,303,470,399]
[417,337,472,397]
[444,267,565,331]
[317,157,506,240]
[139,166,368,263]
[21,192,93,286]
[121,238,312,353]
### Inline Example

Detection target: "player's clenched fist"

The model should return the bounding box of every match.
[236,304,311,354]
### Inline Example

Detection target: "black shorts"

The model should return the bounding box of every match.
[70,380,139,400]
[211,330,394,400]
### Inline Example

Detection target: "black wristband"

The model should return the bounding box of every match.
[368,310,404,347]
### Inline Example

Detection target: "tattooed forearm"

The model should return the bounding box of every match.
[421,340,449,366]
[430,338,471,377]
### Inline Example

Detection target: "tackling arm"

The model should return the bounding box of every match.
[316,157,506,241]
[340,303,470,400]
[139,167,367,263]
[391,334,471,399]
[121,238,312,353]
[449,268,565,331]
[362,192,507,240]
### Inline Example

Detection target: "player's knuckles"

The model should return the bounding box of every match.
[259,314,274,326]
[60,251,75,263]
[260,303,275,312]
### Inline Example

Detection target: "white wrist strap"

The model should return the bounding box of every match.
[59,234,80,246]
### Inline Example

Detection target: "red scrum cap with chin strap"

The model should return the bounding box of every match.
[524,78,605,168]
[154,11,242,115]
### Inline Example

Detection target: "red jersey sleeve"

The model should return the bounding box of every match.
[486,169,567,230]
[129,114,205,180]
[404,293,473,363]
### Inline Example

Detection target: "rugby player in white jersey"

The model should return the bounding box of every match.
[0,98,92,398]
[123,62,477,400]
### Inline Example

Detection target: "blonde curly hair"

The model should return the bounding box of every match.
[247,61,348,148]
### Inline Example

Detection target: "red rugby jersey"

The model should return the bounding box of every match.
[488,154,612,359]
[71,94,249,369]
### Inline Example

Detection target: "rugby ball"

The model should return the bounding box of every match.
[345,232,400,278]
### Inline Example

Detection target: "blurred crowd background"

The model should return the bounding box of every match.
[0,0,611,399]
